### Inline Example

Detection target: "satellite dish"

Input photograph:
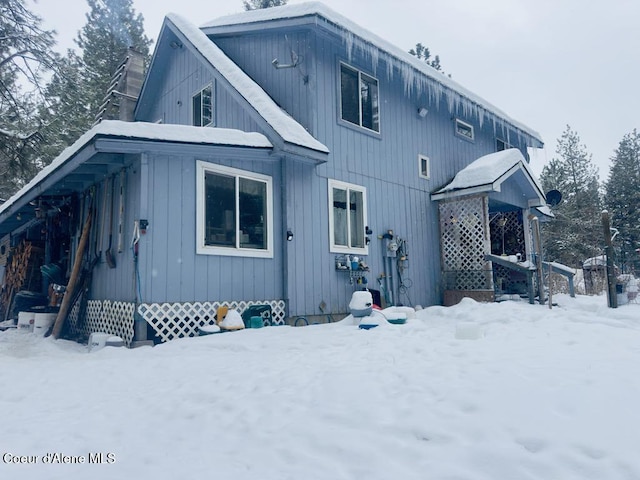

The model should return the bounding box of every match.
[546,189,562,206]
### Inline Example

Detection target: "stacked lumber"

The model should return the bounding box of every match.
[0,241,44,318]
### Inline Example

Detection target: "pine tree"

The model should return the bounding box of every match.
[76,0,152,121]
[37,51,94,162]
[243,0,288,10]
[0,0,58,199]
[409,42,448,76]
[604,129,640,273]
[539,126,602,267]
[37,0,152,163]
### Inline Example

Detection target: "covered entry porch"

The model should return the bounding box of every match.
[431,149,547,306]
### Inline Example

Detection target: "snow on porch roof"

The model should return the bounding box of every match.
[0,121,272,223]
[201,2,542,145]
[431,148,545,203]
[165,14,329,156]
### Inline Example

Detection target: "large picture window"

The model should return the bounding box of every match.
[192,84,213,127]
[328,179,368,254]
[196,162,273,257]
[340,63,380,133]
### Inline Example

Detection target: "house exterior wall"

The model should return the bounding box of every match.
[135,148,283,305]
[138,46,264,134]
[89,155,140,303]
[210,26,538,315]
[134,17,542,317]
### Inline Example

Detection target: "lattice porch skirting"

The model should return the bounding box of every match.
[66,300,136,346]
[138,300,287,343]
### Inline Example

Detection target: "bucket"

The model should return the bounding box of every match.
[17,311,36,333]
[349,291,373,317]
[33,313,56,335]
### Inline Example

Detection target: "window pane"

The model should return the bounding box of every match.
[340,65,360,126]
[360,74,379,132]
[349,189,364,248]
[205,172,236,247]
[192,92,202,127]
[332,187,348,246]
[239,177,267,250]
[202,86,212,126]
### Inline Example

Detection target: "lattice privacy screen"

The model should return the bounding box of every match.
[439,196,493,290]
[489,210,526,259]
[66,299,135,346]
[138,300,286,343]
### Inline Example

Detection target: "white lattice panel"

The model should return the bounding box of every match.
[439,196,492,290]
[138,300,286,343]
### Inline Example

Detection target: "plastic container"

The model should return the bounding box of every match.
[199,324,222,336]
[33,312,56,335]
[250,316,263,328]
[349,291,373,317]
[17,311,35,333]
[387,312,407,325]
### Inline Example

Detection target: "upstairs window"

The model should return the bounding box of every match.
[455,118,474,141]
[196,162,273,258]
[496,139,511,151]
[340,63,380,133]
[192,84,213,127]
[419,154,430,179]
[328,179,368,254]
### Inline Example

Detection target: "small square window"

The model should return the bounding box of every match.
[192,84,213,127]
[455,119,474,141]
[419,154,430,179]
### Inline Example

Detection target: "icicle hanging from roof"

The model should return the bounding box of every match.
[337,21,538,149]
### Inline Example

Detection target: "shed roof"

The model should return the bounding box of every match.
[0,121,273,236]
[202,2,542,146]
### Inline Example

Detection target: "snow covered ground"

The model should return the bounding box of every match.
[1,294,639,480]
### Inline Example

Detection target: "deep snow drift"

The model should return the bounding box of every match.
[1,294,639,480]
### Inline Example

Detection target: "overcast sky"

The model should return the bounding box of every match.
[31,0,640,181]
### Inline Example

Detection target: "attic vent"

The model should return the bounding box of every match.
[93,47,145,126]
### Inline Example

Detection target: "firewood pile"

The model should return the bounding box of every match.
[0,240,44,318]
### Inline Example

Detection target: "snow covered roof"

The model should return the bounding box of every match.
[583,255,608,269]
[202,2,542,146]
[0,121,272,228]
[164,14,329,156]
[431,148,545,203]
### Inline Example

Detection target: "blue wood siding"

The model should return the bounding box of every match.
[137,44,265,134]
[211,27,539,314]
[136,149,283,304]
[90,157,140,302]
[129,20,542,315]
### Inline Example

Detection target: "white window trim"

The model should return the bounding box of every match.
[192,83,214,127]
[328,179,368,255]
[339,62,380,134]
[418,154,430,180]
[455,118,474,141]
[196,161,273,258]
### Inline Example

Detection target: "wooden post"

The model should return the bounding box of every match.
[529,216,545,304]
[51,210,92,339]
[548,261,553,309]
[602,210,617,308]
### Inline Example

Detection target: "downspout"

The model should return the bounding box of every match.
[281,156,290,320]
[133,153,149,344]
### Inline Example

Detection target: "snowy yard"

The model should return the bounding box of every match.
[1,294,640,480]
